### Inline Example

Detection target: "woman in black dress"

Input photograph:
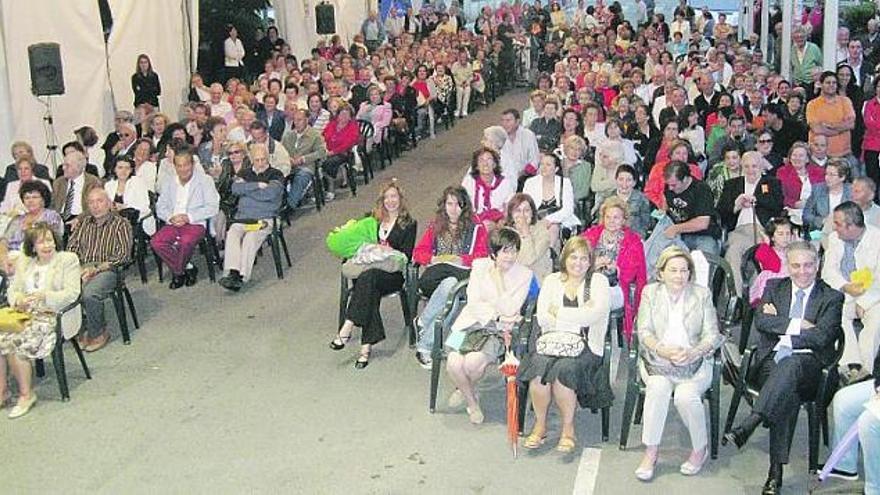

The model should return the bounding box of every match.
[330,180,417,369]
[131,54,161,109]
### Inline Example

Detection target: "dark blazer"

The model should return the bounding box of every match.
[131,71,161,108]
[384,218,418,260]
[257,108,286,142]
[51,173,103,217]
[716,175,784,232]
[754,277,843,368]
[802,183,853,232]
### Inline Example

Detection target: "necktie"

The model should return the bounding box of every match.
[841,240,858,280]
[63,180,75,217]
[790,289,805,319]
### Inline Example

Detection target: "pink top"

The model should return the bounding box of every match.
[775,162,825,208]
[322,118,359,156]
[863,97,880,152]
[582,225,647,342]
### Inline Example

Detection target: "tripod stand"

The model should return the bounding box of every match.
[40,95,60,178]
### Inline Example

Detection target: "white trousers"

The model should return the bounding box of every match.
[640,359,712,449]
[223,221,271,281]
[456,85,471,115]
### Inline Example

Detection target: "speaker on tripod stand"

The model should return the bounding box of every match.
[27,42,65,175]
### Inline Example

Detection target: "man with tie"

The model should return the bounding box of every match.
[51,150,103,232]
[281,109,327,208]
[823,201,880,385]
[724,240,843,495]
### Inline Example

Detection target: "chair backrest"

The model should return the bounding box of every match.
[740,244,761,294]
[700,252,740,330]
[357,119,375,139]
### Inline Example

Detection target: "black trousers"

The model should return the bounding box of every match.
[346,269,404,345]
[749,353,822,464]
[866,150,880,202]
[322,153,350,179]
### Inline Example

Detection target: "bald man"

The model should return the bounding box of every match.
[67,187,133,352]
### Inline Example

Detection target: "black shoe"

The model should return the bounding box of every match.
[761,464,783,495]
[185,266,198,286]
[354,350,370,369]
[169,275,186,289]
[219,274,242,292]
[329,333,351,351]
[723,413,761,448]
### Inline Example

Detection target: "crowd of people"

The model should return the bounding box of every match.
[0,0,879,493]
[326,1,880,493]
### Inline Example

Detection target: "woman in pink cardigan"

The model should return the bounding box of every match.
[581,196,647,343]
[356,85,393,147]
[774,141,824,225]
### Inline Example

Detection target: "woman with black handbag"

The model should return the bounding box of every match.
[634,246,723,481]
[518,236,612,453]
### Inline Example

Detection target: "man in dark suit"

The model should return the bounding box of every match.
[724,241,844,494]
[256,93,286,142]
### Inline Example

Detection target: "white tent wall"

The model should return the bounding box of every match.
[274,0,368,59]
[106,0,193,121]
[0,6,15,160]
[1,0,111,175]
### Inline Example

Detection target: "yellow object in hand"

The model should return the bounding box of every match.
[851,268,874,291]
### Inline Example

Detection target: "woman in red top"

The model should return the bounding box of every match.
[862,77,880,200]
[775,141,825,225]
[411,65,436,139]
[748,217,794,306]
[321,104,360,199]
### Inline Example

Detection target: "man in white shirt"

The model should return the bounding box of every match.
[208,83,232,120]
[498,109,540,183]
[823,202,880,384]
[152,146,220,289]
[51,151,103,232]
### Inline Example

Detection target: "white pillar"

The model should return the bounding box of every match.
[741,0,754,42]
[781,0,793,80]
[761,0,770,63]
[823,0,840,70]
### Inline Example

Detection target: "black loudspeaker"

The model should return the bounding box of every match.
[28,43,65,96]
[315,3,337,35]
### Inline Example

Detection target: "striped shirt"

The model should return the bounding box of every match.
[67,212,132,268]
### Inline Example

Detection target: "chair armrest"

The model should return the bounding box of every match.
[738,345,757,389]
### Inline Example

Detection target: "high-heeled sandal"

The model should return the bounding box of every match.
[635,452,659,481]
[354,348,370,369]
[329,331,352,350]
[522,431,547,449]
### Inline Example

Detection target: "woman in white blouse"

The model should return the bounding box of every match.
[0,158,51,214]
[104,157,154,235]
[634,246,723,481]
[223,25,245,82]
[461,146,515,233]
[522,152,580,249]
[518,236,612,453]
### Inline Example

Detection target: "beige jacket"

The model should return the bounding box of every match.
[637,282,723,364]
[8,251,81,340]
[451,258,533,332]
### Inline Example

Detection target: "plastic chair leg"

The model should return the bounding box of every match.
[517,380,529,435]
[429,322,443,413]
[807,403,820,473]
[619,381,639,450]
[338,275,349,330]
[633,394,645,425]
[70,339,91,379]
[111,293,131,344]
[35,358,45,378]
[279,233,292,266]
[710,391,720,459]
[123,287,139,329]
[399,291,415,347]
[724,386,744,434]
[601,406,610,442]
[51,342,70,401]
[270,234,284,279]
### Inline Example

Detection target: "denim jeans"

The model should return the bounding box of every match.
[681,233,720,255]
[831,379,880,494]
[415,276,458,353]
[286,167,313,208]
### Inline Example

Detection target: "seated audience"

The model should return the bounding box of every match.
[151,147,220,289]
[594,164,653,238]
[636,246,723,481]
[726,241,843,495]
[776,142,825,227]
[413,186,489,368]
[461,146,515,232]
[445,228,532,424]
[748,217,796,306]
[282,109,327,208]
[218,143,285,292]
[506,193,552,284]
[582,197,647,342]
[0,182,63,272]
[0,158,52,214]
[321,104,360,201]
[802,159,852,238]
[51,151,103,230]
[0,223,80,418]
[67,188,133,352]
[518,235,612,452]
[356,85,393,148]
[523,152,579,247]
[104,157,153,235]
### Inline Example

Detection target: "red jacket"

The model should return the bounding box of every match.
[775,162,825,208]
[412,218,489,267]
[863,97,880,153]
[322,118,359,156]
[754,242,782,272]
[582,225,647,342]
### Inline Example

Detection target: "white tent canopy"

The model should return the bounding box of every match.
[0,0,198,176]
[274,0,371,61]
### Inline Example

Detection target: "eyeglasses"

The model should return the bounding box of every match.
[758,138,773,143]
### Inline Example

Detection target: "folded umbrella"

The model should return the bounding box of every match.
[499,349,520,458]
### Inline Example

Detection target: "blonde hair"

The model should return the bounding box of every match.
[599,196,630,224]
[655,246,695,282]
[559,236,593,281]
[563,135,587,158]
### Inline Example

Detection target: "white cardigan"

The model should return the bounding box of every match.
[522,175,581,228]
[461,173,515,216]
[105,175,155,235]
[822,224,880,310]
[536,272,610,356]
